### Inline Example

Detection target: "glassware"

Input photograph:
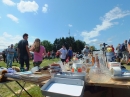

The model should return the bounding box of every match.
[89,53,111,83]
[71,63,82,73]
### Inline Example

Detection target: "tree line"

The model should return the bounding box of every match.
[14,36,96,53]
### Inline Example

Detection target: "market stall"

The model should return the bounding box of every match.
[1,52,130,97]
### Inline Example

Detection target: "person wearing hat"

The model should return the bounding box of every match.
[7,44,15,68]
[18,33,31,71]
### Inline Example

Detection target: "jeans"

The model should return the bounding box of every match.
[13,56,18,63]
[7,54,14,68]
[33,61,42,69]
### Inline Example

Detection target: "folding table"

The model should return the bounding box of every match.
[0,70,51,97]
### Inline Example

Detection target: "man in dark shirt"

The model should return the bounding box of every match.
[18,33,30,71]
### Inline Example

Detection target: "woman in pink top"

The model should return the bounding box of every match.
[30,38,46,67]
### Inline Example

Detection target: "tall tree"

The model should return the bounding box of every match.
[89,46,96,51]
[53,38,61,51]
[41,40,53,52]
[14,43,18,48]
[75,40,86,53]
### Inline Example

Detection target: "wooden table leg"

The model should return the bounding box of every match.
[111,88,114,97]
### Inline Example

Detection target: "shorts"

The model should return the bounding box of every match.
[33,61,42,67]
[61,59,66,62]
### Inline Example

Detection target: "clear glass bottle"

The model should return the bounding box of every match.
[89,54,111,83]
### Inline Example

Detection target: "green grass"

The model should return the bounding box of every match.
[122,64,130,70]
[0,58,60,97]
[0,58,60,69]
[12,85,44,97]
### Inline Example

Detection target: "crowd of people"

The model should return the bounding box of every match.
[1,33,130,71]
[103,40,130,64]
[2,45,18,68]
[1,33,74,71]
[115,40,130,64]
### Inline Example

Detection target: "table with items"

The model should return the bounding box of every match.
[1,58,130,97]
[0,67,51,97]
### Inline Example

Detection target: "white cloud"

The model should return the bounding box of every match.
[42,4,48,13]
[0,32,35,51]
[7,14,19,23]
[107,36,115,43]
[91,39,98,43]
[68,24,73,27]
[17,1,39,13]
[3,32,12,37]
[81,7,130,44]
[92,40,103,44]
[2,0,15,6]
[0,32,22,51]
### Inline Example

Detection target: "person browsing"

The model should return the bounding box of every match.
[58,45,67,65]
[29,38,46,68]
[18,33,31,71]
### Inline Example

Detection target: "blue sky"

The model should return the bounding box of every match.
[0,0,130,52]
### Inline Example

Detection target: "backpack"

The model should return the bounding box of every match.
[121,44,126,51]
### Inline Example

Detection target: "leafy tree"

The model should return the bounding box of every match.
[89,46,96,51]
[41,40,53,52]
[53,37,85,53]
[74,40,86,53]
[14,43,18,48]
[53,38,61,51]
[12,36,88,54]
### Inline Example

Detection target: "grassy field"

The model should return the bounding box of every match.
[0,58,60,69]
[0,58,60,97]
